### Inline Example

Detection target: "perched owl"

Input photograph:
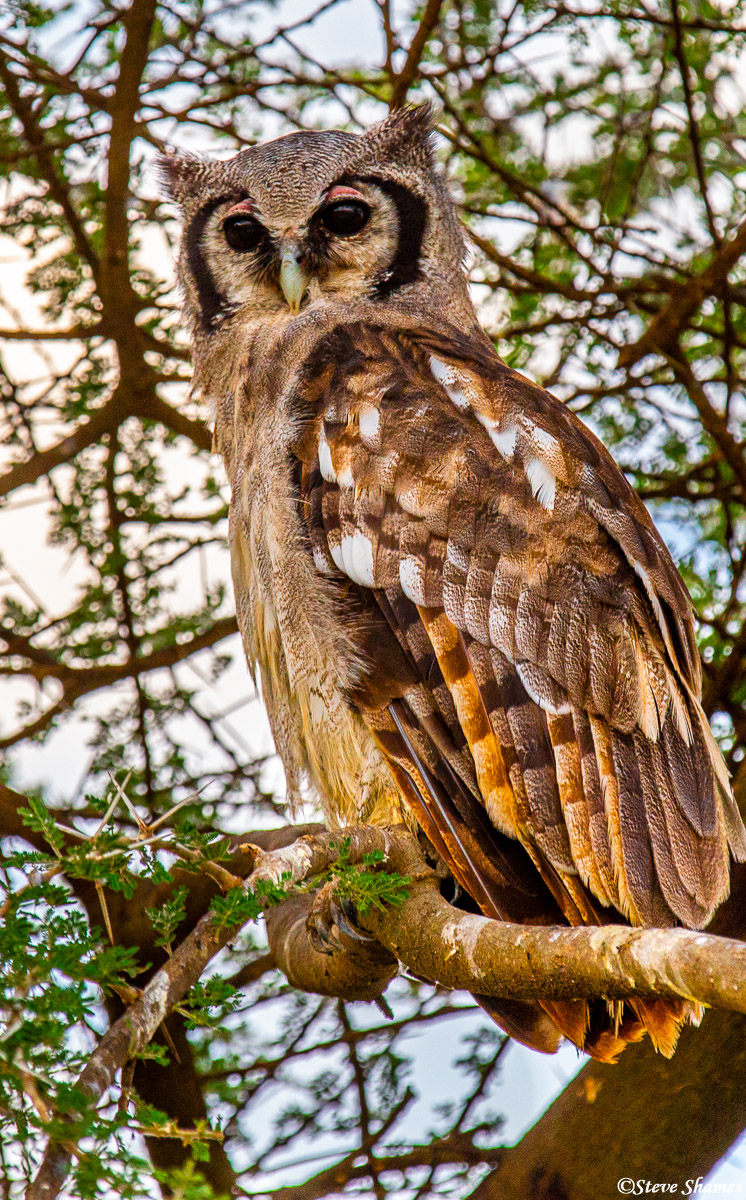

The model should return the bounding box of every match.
[162,106,746,1062]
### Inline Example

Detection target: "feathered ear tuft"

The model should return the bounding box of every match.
[156,152,204,205]
[363,103,437,164]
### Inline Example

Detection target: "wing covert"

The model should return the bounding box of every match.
[292,318,743,948]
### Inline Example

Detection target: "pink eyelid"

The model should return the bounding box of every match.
[324,185,367,203]
[225,198,256,216]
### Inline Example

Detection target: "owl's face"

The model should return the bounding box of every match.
[161,108,470,336]
[190,170,412,320]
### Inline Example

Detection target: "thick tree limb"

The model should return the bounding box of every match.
[367,885,746,1014]
[102,0,157,294]
[469,1008,746,1200]
[248,828,746,1014]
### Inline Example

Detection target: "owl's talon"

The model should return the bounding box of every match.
[307,880,344,954]
[306,881,374,952]
[310,917,342,954]
[331,895,375,943]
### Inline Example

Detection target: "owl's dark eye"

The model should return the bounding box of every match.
[223,214,266,252]
[320,200,370,236]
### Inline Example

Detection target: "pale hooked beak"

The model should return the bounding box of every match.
[279,244,310,313]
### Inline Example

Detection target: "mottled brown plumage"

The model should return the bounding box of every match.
[162,106,746,1061]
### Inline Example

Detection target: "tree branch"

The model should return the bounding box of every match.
[0,616,239,748]
[666,353,746,501]
[618,217,746,369]
[26,831,306,1198]
[268,1129,504,1200]
[103,0,157,292]
[0,52,99,279]
[0,399,119,499]
[389,0,442,108]
[24,821,746,1198]
[469,1008,746,1200]
[250,828,746,1015]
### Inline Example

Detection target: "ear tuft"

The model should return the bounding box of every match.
[365,103,437,163]
[157,152,203,205]
[395,101,436,134]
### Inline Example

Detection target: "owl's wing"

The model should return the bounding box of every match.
[292,320,746,1055]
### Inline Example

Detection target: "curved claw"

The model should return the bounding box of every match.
[306,881,343,954]
[305,883,377,953]
[331,895,376,944]
[308,914,342,955]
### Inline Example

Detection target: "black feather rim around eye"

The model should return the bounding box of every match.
[223,213,266,252]
[319,200,371,236]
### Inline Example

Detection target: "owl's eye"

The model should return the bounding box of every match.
[320,200,370,236]
[223,214,266,252]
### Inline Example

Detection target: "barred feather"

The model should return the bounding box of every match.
[284,318,746,1060]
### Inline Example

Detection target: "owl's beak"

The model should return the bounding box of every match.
[279,245,309,313]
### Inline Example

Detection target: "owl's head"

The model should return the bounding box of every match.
[160,107,471,337]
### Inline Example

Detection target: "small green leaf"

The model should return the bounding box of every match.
[145,885,188,955]
[20,797,64,855]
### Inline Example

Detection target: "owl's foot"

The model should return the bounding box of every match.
[306,880,376,954]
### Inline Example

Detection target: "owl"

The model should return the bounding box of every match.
[161,106,746,1062]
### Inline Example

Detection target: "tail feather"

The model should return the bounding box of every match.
[364,600,721,1063]
[547,710,614,907]
[635,732,719,928]
[687,686,746,861]
[588,716,634,922]
[611,726,675,927]
[628,998,689,1059]
[661,691,717,838]
[573,707,620,909]
[473,994,563,1055]
[380,698,599,1056]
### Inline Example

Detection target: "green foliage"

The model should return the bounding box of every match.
[153,1160,229,1200]
[147,884,188,954]
[209,877,289,928]
[21,795,65,857]
[178,977,241,1029]
[321,841,411,915]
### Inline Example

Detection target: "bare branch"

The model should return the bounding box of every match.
[0,52,99,279]
[666,353,746,501]
[618,218,746,369]
[389,0,443,108]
